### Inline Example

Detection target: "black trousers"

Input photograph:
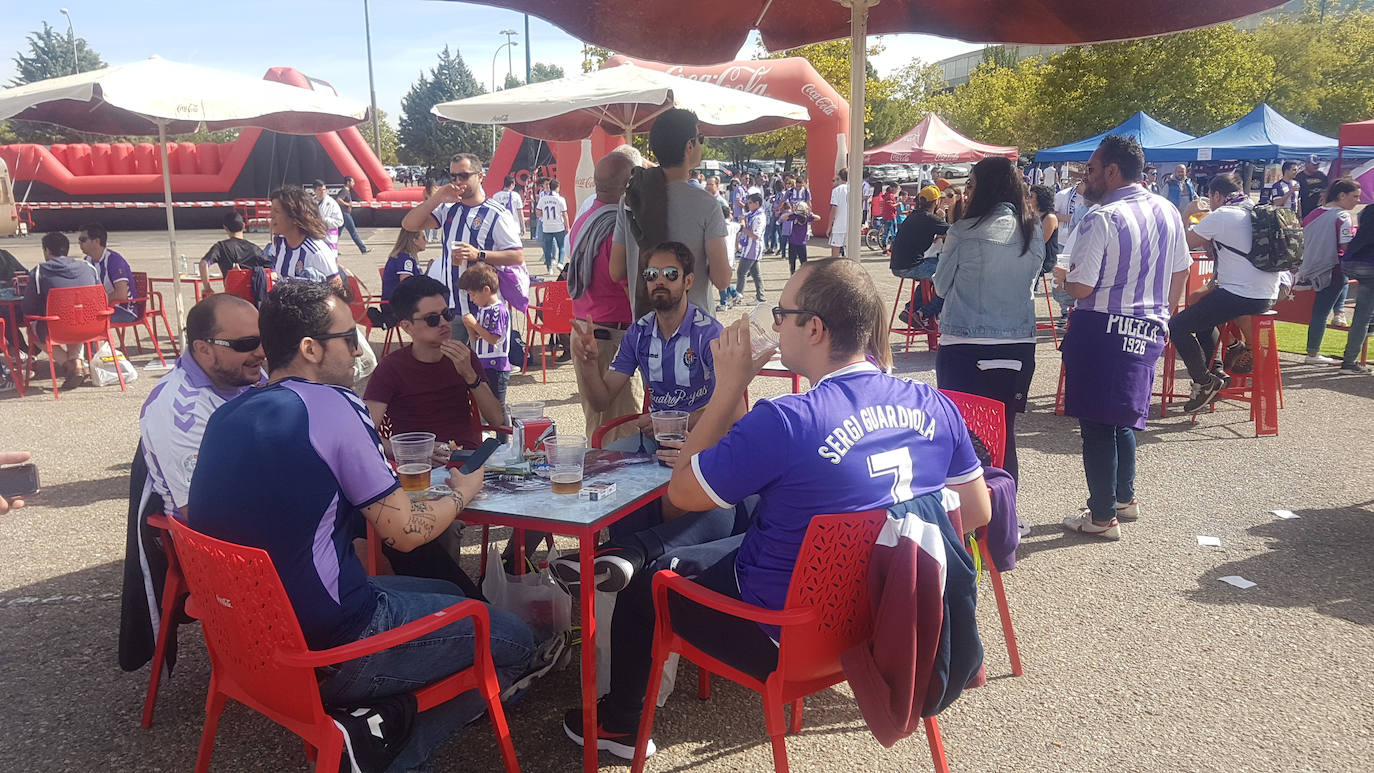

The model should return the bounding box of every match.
[935,342,1036,483]
[1167,287,1272,383]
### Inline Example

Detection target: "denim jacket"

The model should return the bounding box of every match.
[932,203,1044,339]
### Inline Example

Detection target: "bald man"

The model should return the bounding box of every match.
[569,146,646,441]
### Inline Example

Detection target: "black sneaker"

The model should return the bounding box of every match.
[328,694,417,773]
[1339,362,1370,375]
[898,308,912,326]
[913,310,939,333]
[1184,375,1224,413]
[551,542,645,593]
[501,630,570,701]
[1210,366,1232,390]
[563,698,654,760]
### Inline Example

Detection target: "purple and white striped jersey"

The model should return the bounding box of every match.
[426,199,523,315]
[470,300,511,371]
[1066,184,1191,324]
[266,235,340,282]
[610,304,723,413]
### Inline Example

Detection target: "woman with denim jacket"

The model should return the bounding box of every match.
[932,157,1044,483]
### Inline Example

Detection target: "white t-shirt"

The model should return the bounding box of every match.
[861,180,874,200]
[538,193,568,233]
[1044,166,1059,189]
[1190,205,1282,300]
[830,183,850,234]
[491,189,523,222]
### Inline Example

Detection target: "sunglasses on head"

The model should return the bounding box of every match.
[204,336,261,353]
[412,308,459,327]
[642,266,682,283]
[311,329,362,353]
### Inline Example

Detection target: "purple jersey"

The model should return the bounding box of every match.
[740,208,766,262]
[1268,179,1300,214]
[610,304,722,413]
[691,363,982,616]
[470,301,511,371]
[782,187,811,210]
[1066,184,1191,325]
[94,248,136,317]
[380,253,417,302]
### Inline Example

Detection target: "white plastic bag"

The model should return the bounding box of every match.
[483,541,572,643]
[595,588,680,707]
[352,325,377,385]
[91,341,138,387]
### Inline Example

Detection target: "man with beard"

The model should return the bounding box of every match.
[1057,135,1191,541]
[139,294,266,518]
[573,241,724,425]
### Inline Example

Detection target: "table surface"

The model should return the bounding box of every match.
[428,450,670,526]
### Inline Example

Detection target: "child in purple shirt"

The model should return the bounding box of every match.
[785,202,817,275]
[735,193,767,304]
[456,264,511,405]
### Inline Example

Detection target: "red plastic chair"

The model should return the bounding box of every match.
[0,318,24,397]
[140,512,187,728]
[344,271,375,340]
[524,281,573,384]
[111,272,168,367]
[134,271,180,355]
[25,284,124,400]
[632,510,951,773]
[937,389,1022,677]
[167,518,521,773]
[223,268,274,303]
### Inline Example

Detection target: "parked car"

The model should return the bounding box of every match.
[936,163,972,179]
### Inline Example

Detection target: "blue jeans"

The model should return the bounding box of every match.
[317,575,535,773]
[764,218,781,253]
[341,210,367,251]
[1342,263,1374,365]
[1306,275,1349,354]
[484,367,510,405]
[541,230,566,270]
[1079,420,1136,522]
[735,258,764,299]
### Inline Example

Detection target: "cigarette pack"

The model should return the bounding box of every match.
[579,482,617,501]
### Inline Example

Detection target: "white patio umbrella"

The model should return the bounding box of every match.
[0,56,370,326]
[431,61,809,142]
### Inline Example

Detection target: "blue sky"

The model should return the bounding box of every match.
[1,0,982,127]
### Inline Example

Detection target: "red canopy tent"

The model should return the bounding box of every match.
[864,114,1017,164]
[1335,118,1374,175]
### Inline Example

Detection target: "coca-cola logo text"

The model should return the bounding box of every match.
[800,83,837,116]
[664,64,773,96]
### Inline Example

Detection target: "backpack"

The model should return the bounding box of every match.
[1215,204,1304,272]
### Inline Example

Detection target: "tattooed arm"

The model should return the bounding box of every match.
[361,465,486,552]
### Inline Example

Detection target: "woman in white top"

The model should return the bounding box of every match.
[265,186,341,286]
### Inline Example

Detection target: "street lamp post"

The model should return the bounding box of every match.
[362,0,382,159]
[490,36,518,158]
[59,8,77,74]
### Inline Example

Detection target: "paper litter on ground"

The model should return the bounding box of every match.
[1197,536,1222,547]
[1219,575,1257,589]
[1271,509,1299,520]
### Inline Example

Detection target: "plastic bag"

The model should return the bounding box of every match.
[482,541,572,643]
[352,325,377,385]
[91,341,138,387]
[595,589,680,707]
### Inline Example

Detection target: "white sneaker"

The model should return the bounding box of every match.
[1017,519,1031,539]
[1330,313,1350,329]
[1062,511,1121,540]
[1114,499,1141,522]
[1304,354,1338,365]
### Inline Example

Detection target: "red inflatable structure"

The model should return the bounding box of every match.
[483,55,850,235]
[0,67,423,231]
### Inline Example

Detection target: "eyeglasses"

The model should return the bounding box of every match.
[203,336,261,353]
[692,134,706,145]
[77,236,91,243]
[452,171,480,181]
[311,329,362,352]
[642,266,682,283]
[771,306,820,326]
[411,308,459,327]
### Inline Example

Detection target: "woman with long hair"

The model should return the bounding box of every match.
[931,157,1044,482]
[265,186,341,285]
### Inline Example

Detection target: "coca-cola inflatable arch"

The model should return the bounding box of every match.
[485,55,849,236]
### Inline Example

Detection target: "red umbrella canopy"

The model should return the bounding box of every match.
[451,0,1289,65]
[865,114,1017,164]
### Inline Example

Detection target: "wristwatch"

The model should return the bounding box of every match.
[478,250,487,262]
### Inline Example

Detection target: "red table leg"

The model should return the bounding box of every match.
[579,532,599,773]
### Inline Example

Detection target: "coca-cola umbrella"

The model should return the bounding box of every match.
[0,56,370,326]
[448,0,1287,258]
[432,62,809,142]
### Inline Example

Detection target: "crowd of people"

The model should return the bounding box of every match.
[5,103,1366,771]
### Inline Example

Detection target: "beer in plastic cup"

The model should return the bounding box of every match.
[546,434,587,494]
[390,432,435,492]
[748,303,780,356]
[650,410,689,444]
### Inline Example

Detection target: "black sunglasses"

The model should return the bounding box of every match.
[642,266,682,283]
[772,306,820,327]
[311,329,362,352]
[452,171,480,181]
[411,308,459,327]
[203,336,261,353]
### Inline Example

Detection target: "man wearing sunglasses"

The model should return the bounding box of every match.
[139,294,266,520]
[402,152,528,333]
[190,281,537,772]
[364,275,504,457]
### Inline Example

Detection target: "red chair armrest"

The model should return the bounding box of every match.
[652,570,817,627]
[26,314,59,322]
[278,598,490,668]
[591,412,645,449]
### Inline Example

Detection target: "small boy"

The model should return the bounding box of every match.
[735,192,766,304]
[785,201,817,275]
[456,263,511,405]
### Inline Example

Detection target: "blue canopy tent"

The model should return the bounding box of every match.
[1035,112,1193,162]
[1148,103,1361,162]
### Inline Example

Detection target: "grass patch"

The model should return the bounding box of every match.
[1273,320,1356,358]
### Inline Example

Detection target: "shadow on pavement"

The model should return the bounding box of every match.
[1187,501,1374,627]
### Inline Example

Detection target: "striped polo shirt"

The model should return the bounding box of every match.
[425,198,523,314]
[610,303,723,413]
[1065,184,1191,324]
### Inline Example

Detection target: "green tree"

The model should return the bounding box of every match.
[869,59,946,146]
[363,109,401,165]
[922,58,1050,151]
[582,45,614,73]
[981,45,1021,70]
[397,46,489,169]
[1251,4,1374,135]
[530,62,565,83]
[5,21,107,144]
